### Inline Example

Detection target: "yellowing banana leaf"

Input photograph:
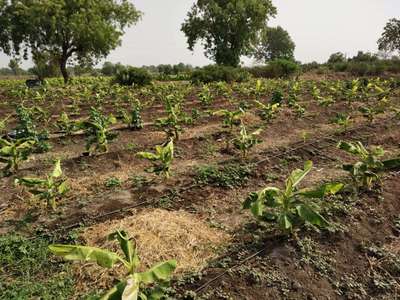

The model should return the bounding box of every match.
[49,244,124,268]
[138,260,177,284]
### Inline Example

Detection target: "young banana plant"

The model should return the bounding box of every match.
[137,139,174,178]
[156,97,183,140]
[254,79,265,99]
[214,108,244,132]
[119,104,144,130]
[214,108,244,150]
[358,105,384,124]
[243,161,343,233]
[56,112,80,135]
[254,100,280,122]
[15,159,68,210]
[333,113,352,132]
[82,108,118,155]
[0,138,35,175]
[49,230,177,300]
[337,141,400,191]
[198,84,213,106]
[233,125,262,159]
[14,105,50,153]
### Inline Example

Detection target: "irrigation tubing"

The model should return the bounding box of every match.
[19,116,398,240]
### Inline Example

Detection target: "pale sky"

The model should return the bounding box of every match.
[0,0,399,68]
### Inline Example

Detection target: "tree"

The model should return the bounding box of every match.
[29,52,61,81]
[254,26,295,62]
[378,18,400,54]
[181,0,277,67]
[0,0,141,83]
[350,51,378,62]
[101,61,116,76]
[327,52,347,64]
[8,58,20,75]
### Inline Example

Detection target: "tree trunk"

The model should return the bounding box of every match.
[60,57,69,84]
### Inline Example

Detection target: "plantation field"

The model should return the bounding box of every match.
[0,76,400,299]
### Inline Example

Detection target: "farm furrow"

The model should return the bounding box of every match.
[3,115,397,238]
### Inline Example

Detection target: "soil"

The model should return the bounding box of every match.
[0,78,399,299]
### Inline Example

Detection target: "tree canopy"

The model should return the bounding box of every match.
[253,26,295,62]
[0,0,141,83]
[327,52,347,64]
[181,0,277,67]
[378,18,400,54]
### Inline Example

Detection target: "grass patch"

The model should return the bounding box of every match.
[0,233,74,299]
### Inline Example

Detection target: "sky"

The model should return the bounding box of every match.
[0,0,399,69]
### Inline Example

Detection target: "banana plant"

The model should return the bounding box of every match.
[82,108,118,155]
[15,159,68,210]
[137,139,174,178]
[0,138,35,175]
[254,100,280,122]
[316,95,335,107]
[14,105,50,153]
[333,113,352,132]
[337,141,400,191]
[214,108,244,150]
[197,84,213,106]
[254,79,265,99]
[358,105,384,124]
[344,79,361,104]
[49,230,177,300]
[56,112,80,135]
[271,90,284,105]
[156,96,183,140]
[214,108,244,132]
[233,126,262,159]
[119,104,144,130]
[243,161,343,233]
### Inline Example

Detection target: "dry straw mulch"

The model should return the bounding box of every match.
[73,208,230,296]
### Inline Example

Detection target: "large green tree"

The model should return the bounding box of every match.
[378,18,400,54]
[0,0,141,83]
[181,0,277,67]
[253,26,295,62]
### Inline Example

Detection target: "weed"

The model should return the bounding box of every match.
[195,163,253,188]
[0,234,74,299]
[296,237,336,276]
[105,177,122,189]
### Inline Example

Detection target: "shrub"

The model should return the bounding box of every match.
[368,62,386,76]
[347,62,369,76]
[386,60,400,73]
[247,59,299,78]
[301,61,321,73]
[191,65,250,84]
[114,66,152,87]
[332,62,348,72]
